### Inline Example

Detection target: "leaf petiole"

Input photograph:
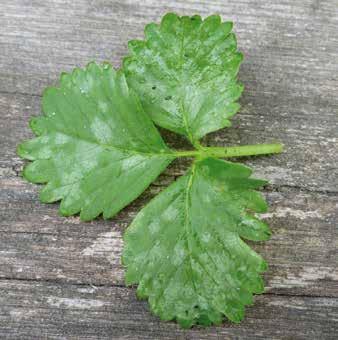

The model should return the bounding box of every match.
[174,143,283,159]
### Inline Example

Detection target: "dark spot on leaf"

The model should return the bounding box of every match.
[152,86,156,90]
[164,95,172,100]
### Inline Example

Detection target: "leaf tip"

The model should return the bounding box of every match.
[204,13,222,25]
[29,116,45,136]
[21,163,36,182]
[59,71,71,87]
[223,20,234,31]
[161,12,179,22]
[59,203,75,219]
[16,142,26,158]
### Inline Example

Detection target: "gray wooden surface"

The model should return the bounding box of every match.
[0,0,337,339]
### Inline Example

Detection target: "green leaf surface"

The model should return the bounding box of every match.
[123,158,270,327]
[18,63,174,221]
[123,13,244,146]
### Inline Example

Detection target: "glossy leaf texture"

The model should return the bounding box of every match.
[123,13,244,146]
[17,63,174,221]
[123,158,270,327]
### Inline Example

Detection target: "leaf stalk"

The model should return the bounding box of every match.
[174,143,283,159]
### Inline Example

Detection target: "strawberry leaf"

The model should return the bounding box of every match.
[17,13,283,328]
[123,13,243,146]
[18,63,174,221]
[123,158,270,327]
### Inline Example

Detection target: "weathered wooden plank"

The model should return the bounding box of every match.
[1,173,337,297]
[0,279,337,340]
[0,0,338,338]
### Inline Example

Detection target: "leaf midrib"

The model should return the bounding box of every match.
[177,19,200,148]
[183,165,225,288]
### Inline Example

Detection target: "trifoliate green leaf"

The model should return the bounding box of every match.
[17,63,174,221]
[123,158,270,327]
[123,13,243,146]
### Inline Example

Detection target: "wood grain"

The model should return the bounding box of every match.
[0,0,337,338]
[0,280,337,340]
